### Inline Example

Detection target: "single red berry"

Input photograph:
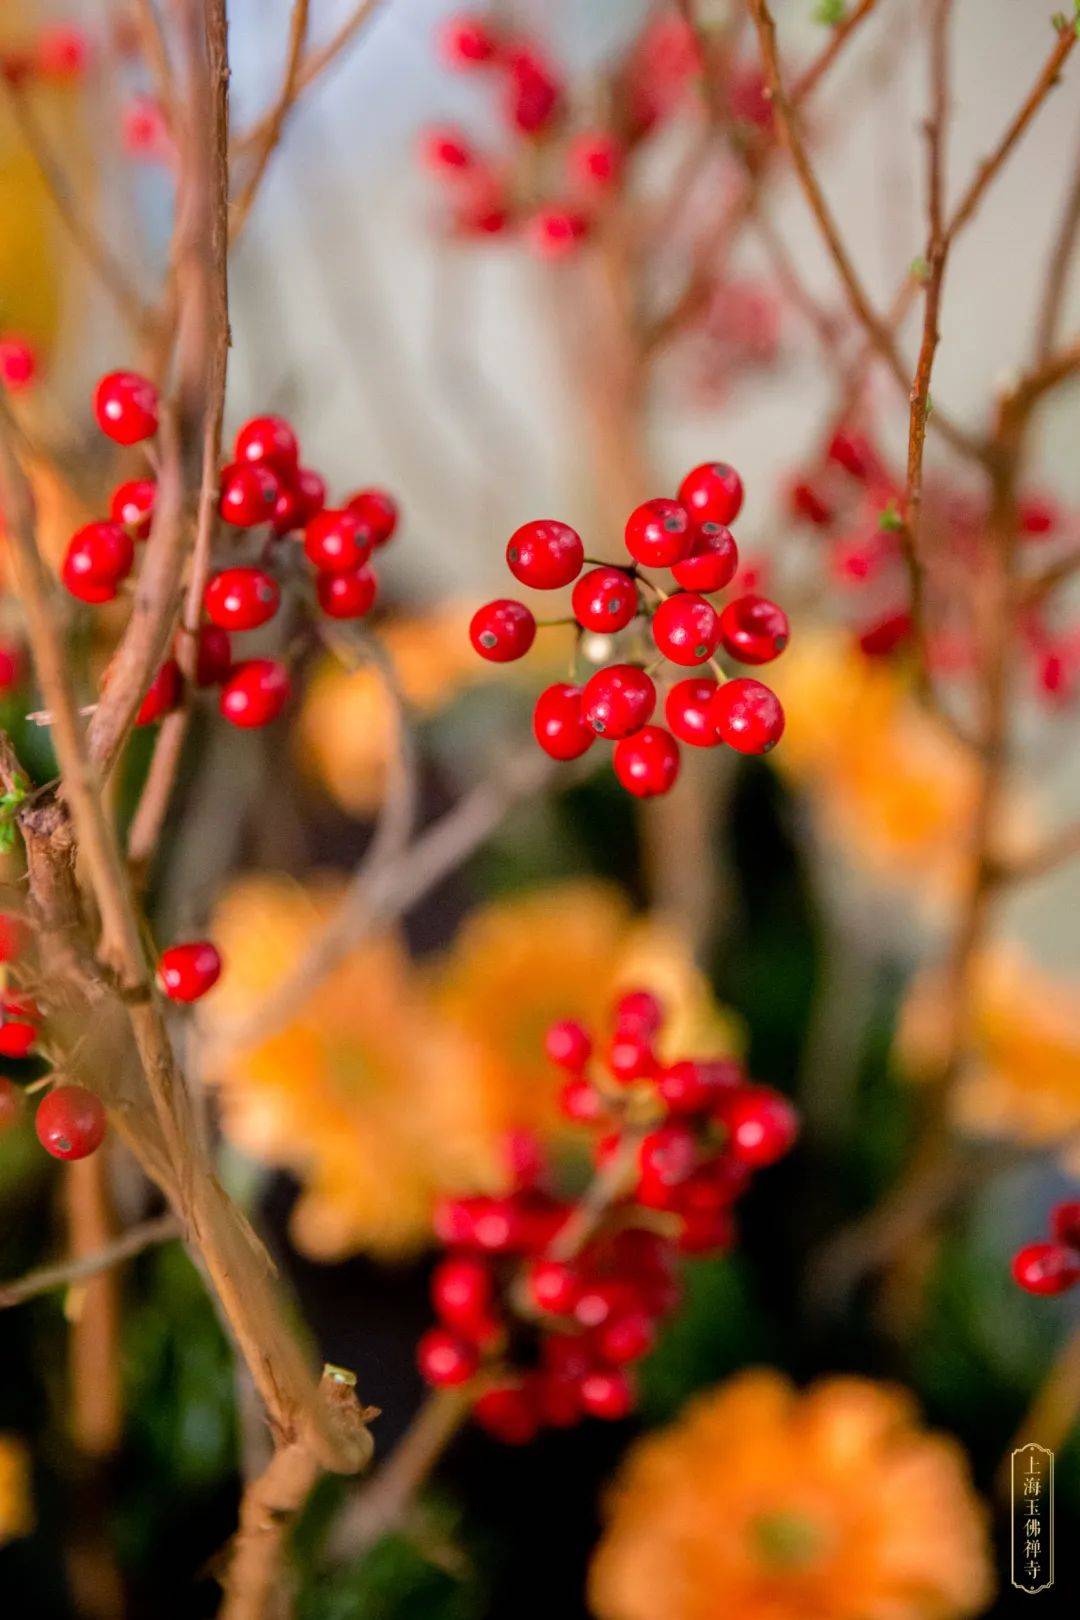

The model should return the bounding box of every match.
[62,522,135,600]
[596,1311,655,1365]
[526,207,589,259]
[581,664,655,738]
[233,414,299,478]
[472,1380,540,1444]
[709,678,785,754]
[665,677,721,747]
[678,461,744,526]
[135,659,183,725]
[156,939,222,1002]
[36,24,89,81]
[1050,1200,1080,1251]
[652,593,721,666]
[612,990,664,1037]
[204,567,281,632]
[507,58,562,135]
[190,625,232,687]
[417,1327,479,1387]
[0,1077,22,1133]
[607,1030,657,1083]
[612,725,680,797]
[528,1259,583,1315]
[219,659,291,728]
[533,683,595,761]
[719,1085,798,1167]
[121,95,172,162]
[317,565,378,620]
[575,1278,639,1329]
[827,428,879,481]
[419,125,476,173]
[624,498,692,568]
[346,488,398,547]
[431,1255,495,1330]
[302,509,368,573]
[1012,1242,1080,1296]
[718,595,789,665]
[858,610,912,659]
[572,566,637,631]
[0,998,37,1058]
[273,467,327,535]
[567,131,623,190]
[578,1367,634,1420]
[657,1059,715,1115]
[788,478,833,526]
[219,461,280,527]
[671,523,738,592]
[35,1085,106,1161]
[560,1075,604,1122]
[1019,495,1058,537]
[439,13,498,68]
[0,645,23,693]
[0,333,37,391]
[62,556,118,604]
[93,370,159,444]
[639,1121,697,1188]
[506,519,584,590]
[469,599,537,662]
[110,478,157,539]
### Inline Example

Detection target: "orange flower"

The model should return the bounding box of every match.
[589,1370,994,1620]
[897,944,1080,1157]
[429,880,741,1143]
[200,875,501,1260]
[0,1434,32,1546]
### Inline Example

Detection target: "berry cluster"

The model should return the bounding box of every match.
[469,462,789,795]
[416,987,798,1441]
[1012,1200,1080,1296]
[62,373,398,730]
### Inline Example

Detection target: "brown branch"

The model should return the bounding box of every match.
[997,1324,1080,1498]
[1034,118,1080,363]
[234,0,385,156]
[0,1215,180,1310]
[230,0,311,237]
[790,0,883,106]
[992,819,1080,886]
[132,0,179,128]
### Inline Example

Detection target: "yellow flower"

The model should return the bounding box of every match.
[0,1434,32,1546]
[429,881,742,1142]
[200,875,501,1261]
[589,1370,994,1620]
[897,945,1080,1155]
[769,633,981,900]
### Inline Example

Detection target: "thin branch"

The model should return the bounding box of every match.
[234,0,385,157]
[0,1216,180,1310]
[132,0,179,127]
[1034,117,1080,363]
[791,0,883,106]
[230,0,311,237]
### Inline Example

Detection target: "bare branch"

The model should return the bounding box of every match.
[0,1216,180,1310]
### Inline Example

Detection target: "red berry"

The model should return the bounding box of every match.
[190,625,232,687]
[35,1085,106,1161]
[419,125,476,173]
[828,429,879,481]
[346,488,398,547]
[719,1085,798,1167]
[273,466,327,535]
[156,939,222,1003]
[469,599,536,662]
[612,990,664,1037]
[219,659,291,728]
[507,58,561,135]
[431,1255,494,1330]
[639,1122,697,1187]
[612,725,680,797]
[579,1367,634,1420]
[567,131,623,190]
[572,566,637,632]
[858,610,911,659]
[526,207,589,259]
[678,461,744,526]
[657,1059,715,1114]
[110,478,157,539]
[204,567,280,632]
[607,1030,657,1083]
[1012,1242,1080,1296]
[62,556,118,604]
[473,1380,539,1444]
[417,1327,479,1386]
[36,25,89,81]
[233,414,299,478]
[0,1077,22,1133]
[62,522,134,600]
[533,683,595,761]
[665,677,721,747]
[560,1075,604,1122]
[506,519,583,590]
[528,1259,582,1315]
[574,1278,639,1329]
[718,595,789,665]
[1020,495,1058,537]
[624,498,692,568]
[596,1311,655,1365]
[0,333,37,391]
[317,565,378,620]
[0,999,37,1058]
[93,370,159,444]
[135,659,183,725]
[652,593,721,666]
[0,645,22,693]
[671,523,738,592]
[219,461,280,527]
[709,678,784,754]
[439,14,498,68]
[788,479,833,526]
[1050,1200,1080,1251]
[303,509,370,573]
[581,664,655,738]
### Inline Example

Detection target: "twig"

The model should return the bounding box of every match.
[996,1324,1080,1498]
[132,0,179,127]
[230,0,310,237]
[234,0,385,156]
[0,1215,180,1310]
[1034,118,1080,363]
[790,0,883,106]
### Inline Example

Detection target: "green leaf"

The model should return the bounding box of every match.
[814,0,846,23]
[877,502,903,533]
[909,255,931,284]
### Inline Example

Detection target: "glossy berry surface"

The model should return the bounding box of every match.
[204,568,280,632]
[431,1255,494,1333]
[671,523,738,592]
[678,461,744,526]
[36,1085,107,1161]
[1012,1242,1080,1296]
[533,683,595,760]
[304,509,370,574]
[439,14,497,68]
[624,498,692,568]
[135,659,183,725]
[709,678,784,754]
[62,523,134,600]
[665,677,721,747]
[506,519,583,589]
[572,566,637,632]
[219,462,280,527]
[110,478,157,539]
[582,664,656,738]
[579,1368,634,1420]
[417,1327,480,1386]
[0,999,37,1058]
[273,467,327,535]
[156,940,222,1003]
[651,593,721,666]
[612,725,681,797]
[316,565,378,620]
[93,370,159,444]
[720,1086,799,1167]
[346,488,399,547]
[219,659,291,728]
[545,1019,592,1070]
[470,599,537,662]
[718,595,790,664]
[233,414,299,478]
